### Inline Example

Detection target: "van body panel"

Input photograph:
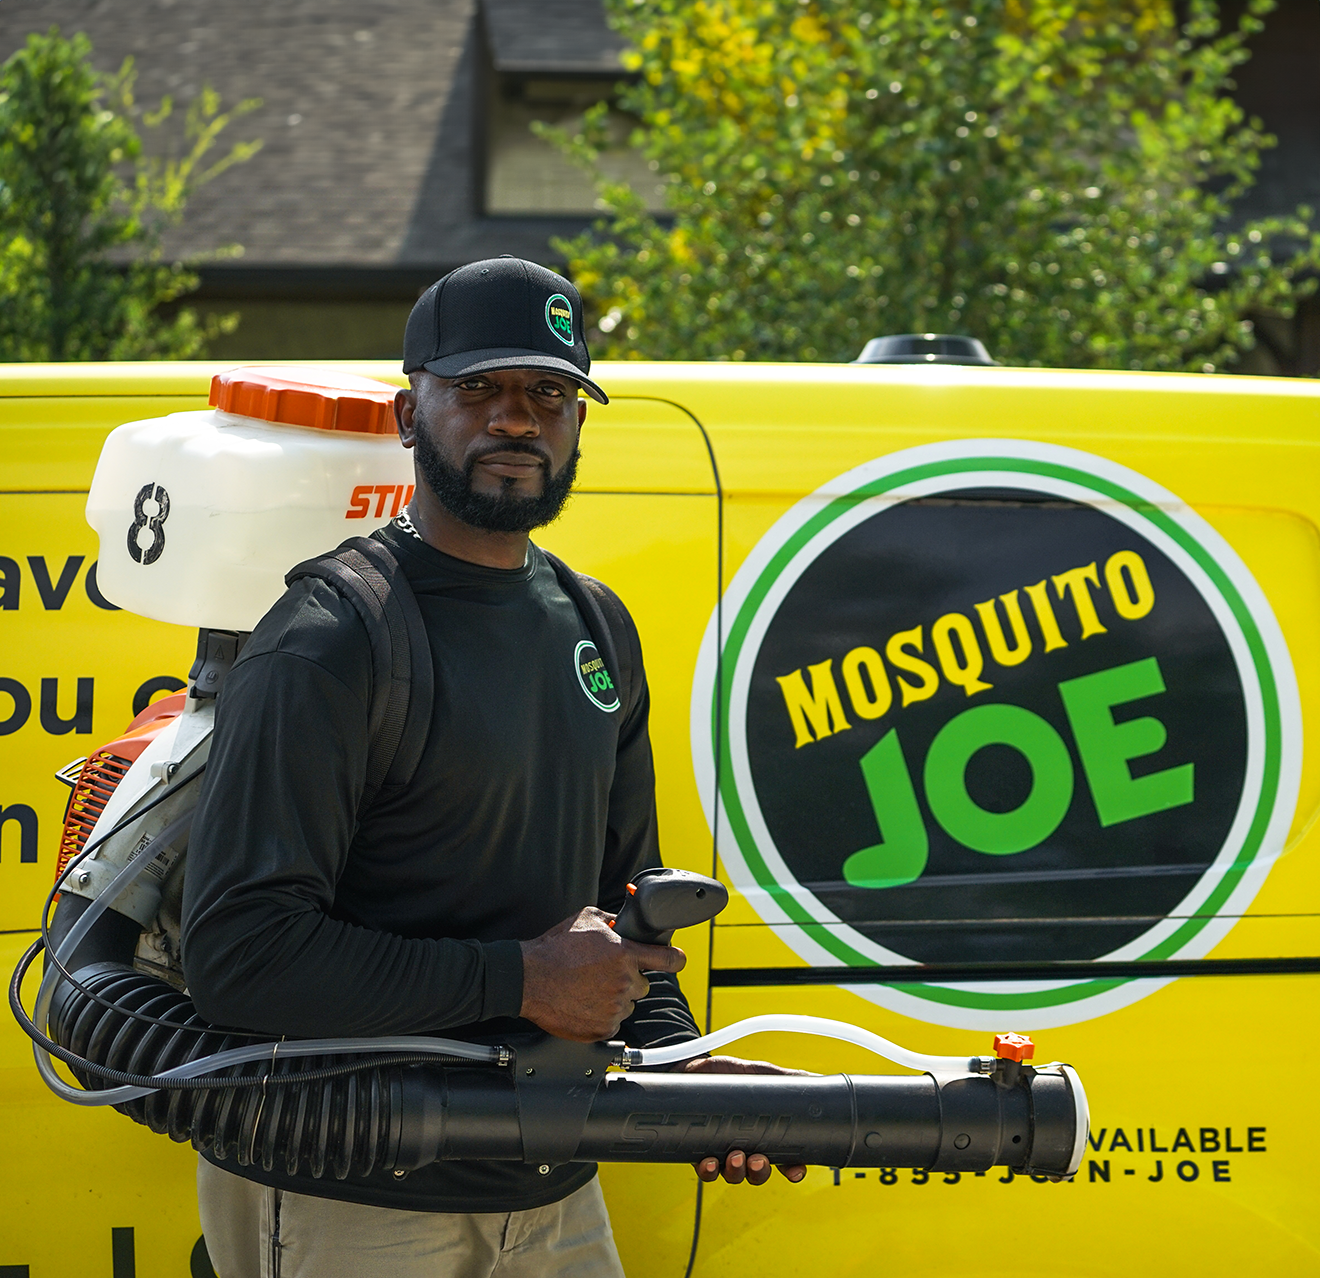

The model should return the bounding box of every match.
[2,361,1317,1274]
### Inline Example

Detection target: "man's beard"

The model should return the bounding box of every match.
[412,414,580,535]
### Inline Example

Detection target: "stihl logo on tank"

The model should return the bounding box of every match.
[691,440,1301,1030]
[346,484,415,520]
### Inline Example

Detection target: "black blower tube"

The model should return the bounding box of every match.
[46,955,1082,1182]
[395,1062,1081,1175]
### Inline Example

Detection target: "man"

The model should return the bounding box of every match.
[181,257,802,1278]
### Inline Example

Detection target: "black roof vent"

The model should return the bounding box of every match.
[853,333,996,366]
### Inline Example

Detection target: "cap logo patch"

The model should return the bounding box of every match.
[545,294,575,347]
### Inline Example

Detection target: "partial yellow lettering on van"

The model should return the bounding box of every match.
[1053,561,1109,639]
[975,591,1033,667]
[931,612,993,697]
[1105,549,1156,620]
[776,659,852,748]
[885,626,940,708]
[841,645,892,720]
[1024,578,1069,652]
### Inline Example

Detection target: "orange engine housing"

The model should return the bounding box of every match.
[54,694,189,884]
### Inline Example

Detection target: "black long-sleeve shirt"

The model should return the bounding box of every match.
[181,521,700,1212]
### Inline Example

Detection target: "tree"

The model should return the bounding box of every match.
[552,0,1320,370]
[0,29,261,361]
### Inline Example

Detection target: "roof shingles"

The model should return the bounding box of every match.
[0,0,616,269]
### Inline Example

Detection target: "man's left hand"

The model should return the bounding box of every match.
[678,1056,809,1186]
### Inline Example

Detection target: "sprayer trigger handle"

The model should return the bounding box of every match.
[610,868,728,944]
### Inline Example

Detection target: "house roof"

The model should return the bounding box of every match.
[1,0,1315,280]
[483,0,627,74]
[0,0,623,276]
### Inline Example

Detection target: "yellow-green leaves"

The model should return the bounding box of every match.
[0,29,260,360]
[554,0,1318,371]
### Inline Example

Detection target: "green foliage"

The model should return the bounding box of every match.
[0,28,261,361]
[553,0,1320,370]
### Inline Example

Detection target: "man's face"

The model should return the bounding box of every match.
[397,368,587,534]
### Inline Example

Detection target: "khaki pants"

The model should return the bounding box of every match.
[198,1158,626,1278]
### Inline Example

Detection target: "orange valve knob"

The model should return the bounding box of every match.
[993,1033,1035,1062]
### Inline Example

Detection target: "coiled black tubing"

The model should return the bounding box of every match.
[48,962,444,1180]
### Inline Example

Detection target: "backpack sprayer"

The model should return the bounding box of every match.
[10,367,1088,1184]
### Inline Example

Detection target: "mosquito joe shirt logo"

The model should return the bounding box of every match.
[692,440,1300,1029]
[576,641,620,712]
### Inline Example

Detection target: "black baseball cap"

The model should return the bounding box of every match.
[402,256,608,404]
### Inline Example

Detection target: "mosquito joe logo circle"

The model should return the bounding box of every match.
[545,294,575,347]
[692,440,1300,1029]
[576,640,620,713]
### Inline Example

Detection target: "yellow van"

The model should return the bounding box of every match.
[3,359,1318,1276]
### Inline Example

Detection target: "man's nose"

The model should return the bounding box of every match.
[486,387,541,435]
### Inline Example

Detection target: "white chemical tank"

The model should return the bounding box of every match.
[86,366,414,631]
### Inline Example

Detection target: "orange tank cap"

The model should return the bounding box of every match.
[993,1033,1035,1062]
[209,366,401,436]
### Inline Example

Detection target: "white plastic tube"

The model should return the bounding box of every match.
[34,810,199,1105]
[632,1014,979,1074]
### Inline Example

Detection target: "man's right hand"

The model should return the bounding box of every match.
[520,906,685,1041]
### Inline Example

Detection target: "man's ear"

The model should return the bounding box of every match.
[395,387,417,449]
[577,397,588,429]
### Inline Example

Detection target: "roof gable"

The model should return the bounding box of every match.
[483,0,627,74]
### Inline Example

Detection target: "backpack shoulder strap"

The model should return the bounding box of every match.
[540,549,642,721]
[284,535,434,809]
[579,576,642,720]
